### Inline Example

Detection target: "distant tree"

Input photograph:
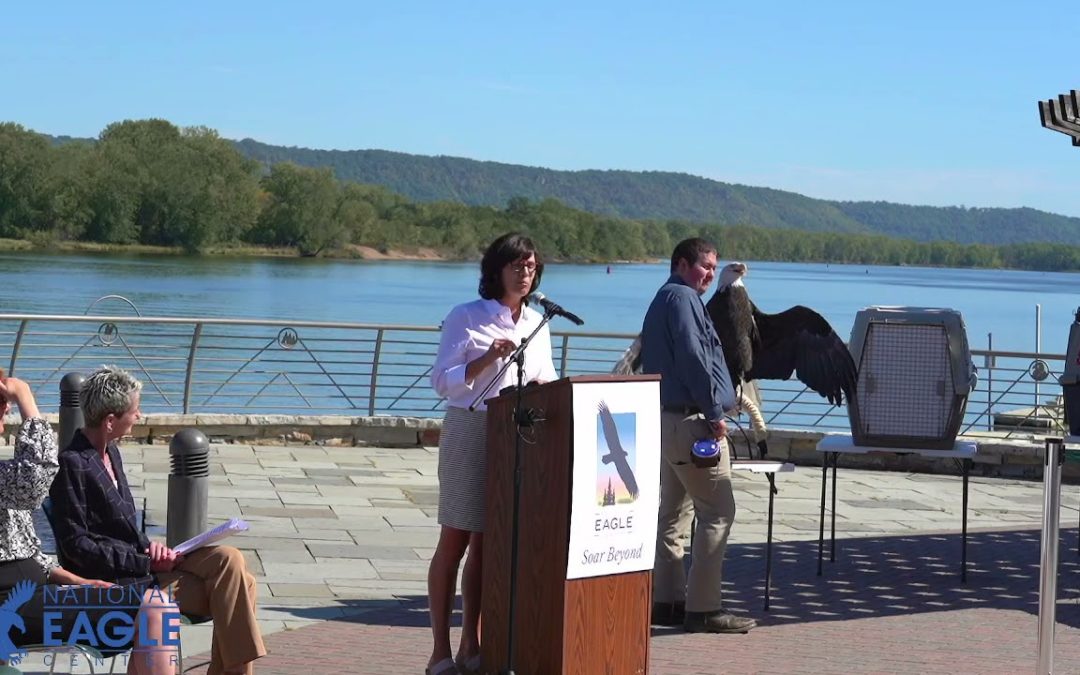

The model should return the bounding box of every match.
[0,123,53,237]
[254,163,344,256]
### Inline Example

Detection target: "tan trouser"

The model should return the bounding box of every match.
[157,545,266,675]
[652,411,736,613]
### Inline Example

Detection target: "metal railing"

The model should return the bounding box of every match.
[0,312,1066,435]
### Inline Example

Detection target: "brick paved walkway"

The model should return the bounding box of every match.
[12,442,1080,673]
[184,526,1080,674]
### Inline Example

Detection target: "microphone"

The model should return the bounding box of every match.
[527,292,584,326]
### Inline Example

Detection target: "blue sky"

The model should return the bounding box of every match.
[4,1,1079,216]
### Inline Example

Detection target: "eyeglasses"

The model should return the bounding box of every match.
[510,262,538,275]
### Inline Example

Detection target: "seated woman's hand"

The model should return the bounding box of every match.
[82,578,115,588]
[49,566,116,587]
[147,540,183,573]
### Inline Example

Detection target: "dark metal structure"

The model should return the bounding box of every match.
[1039,89,1080,146]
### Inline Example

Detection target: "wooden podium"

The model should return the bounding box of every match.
[481,375,660,675]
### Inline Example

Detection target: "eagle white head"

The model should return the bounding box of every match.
[719,262,748,290]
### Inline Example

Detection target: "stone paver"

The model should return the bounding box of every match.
[11,442,1080,673]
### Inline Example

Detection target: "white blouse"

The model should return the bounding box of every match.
[432,298,559,410]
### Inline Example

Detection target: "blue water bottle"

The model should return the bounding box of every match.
[691,438,723,468]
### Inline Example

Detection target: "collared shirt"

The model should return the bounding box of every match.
[0,417,59,575]
[640,274,736,422]
[432,298,559,410]
[49,429,152,581]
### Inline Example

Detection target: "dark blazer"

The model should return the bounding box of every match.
[48,429,152,581]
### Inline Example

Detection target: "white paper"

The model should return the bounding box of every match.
[173,518,250,555]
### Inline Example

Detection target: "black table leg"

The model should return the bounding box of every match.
[765,483,775,611]
[818,458,827,576]
[961,457,970,583]
[830,452,838,562]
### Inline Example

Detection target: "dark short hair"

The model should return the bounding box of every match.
[478,232,544,300]
[670,237,716,272]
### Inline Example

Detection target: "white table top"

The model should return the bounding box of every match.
[815,433,978,459]
[732,459,795,474]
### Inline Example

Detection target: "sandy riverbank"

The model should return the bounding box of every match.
[0,237,658,264]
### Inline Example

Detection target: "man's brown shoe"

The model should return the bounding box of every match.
[651,601,685,626]
[683,610,757,634]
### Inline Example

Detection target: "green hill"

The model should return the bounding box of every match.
[230,138,1080,246]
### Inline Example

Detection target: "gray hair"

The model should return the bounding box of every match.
[81,366,143,427]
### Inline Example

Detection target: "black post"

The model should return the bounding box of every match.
[167,428,210,547]
[501,352,528,675]
[817,460,827,576]
[58,372,85,451]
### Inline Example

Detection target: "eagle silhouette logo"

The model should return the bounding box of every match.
[597,401,640,502]
[0,579,37,661]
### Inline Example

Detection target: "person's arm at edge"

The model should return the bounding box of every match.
[0,377,57,510]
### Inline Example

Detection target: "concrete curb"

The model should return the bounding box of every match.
[16,413,1074,480]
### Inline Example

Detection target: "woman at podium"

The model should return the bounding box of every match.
[427,232,558,675]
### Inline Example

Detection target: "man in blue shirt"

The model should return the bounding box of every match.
[640,237,756,634]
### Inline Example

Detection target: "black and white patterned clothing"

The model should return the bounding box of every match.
[0,417,59,575]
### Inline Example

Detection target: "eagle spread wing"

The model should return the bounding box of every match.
[612,336,643,375]
[747,304,856,406]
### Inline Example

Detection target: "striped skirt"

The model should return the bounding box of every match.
[437,406,489,533]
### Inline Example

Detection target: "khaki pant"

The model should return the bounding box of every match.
[652,411,736,613]
[157,545,266,674]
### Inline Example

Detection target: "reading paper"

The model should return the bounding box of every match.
[173,518,250,555]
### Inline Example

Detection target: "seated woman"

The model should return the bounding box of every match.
[49,366,266,675]
[0,372,176,675]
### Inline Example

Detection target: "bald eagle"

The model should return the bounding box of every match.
[705,262,856,407]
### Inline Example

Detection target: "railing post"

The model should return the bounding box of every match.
[986,333,993,432]
[369,328,385,416]
[58,372,85,451]
[1035,305,1042,425]
[1036,437,1063,675]
[559,335,569,378]
[183,323,203,415]
[167,428,210,548]
[8,319,28,376]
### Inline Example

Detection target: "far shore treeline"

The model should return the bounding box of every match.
[2,119,1079,271]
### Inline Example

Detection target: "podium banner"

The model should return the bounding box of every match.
[566,380,660,580]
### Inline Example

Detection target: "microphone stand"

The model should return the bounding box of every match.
[466,308,556,675]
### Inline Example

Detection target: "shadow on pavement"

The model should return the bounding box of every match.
[282,527,1080,631]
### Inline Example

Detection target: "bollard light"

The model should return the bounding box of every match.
[847,306,978,449]
[166,428,210,547]
[1058,307,1080,437]
[58,372,86,451]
